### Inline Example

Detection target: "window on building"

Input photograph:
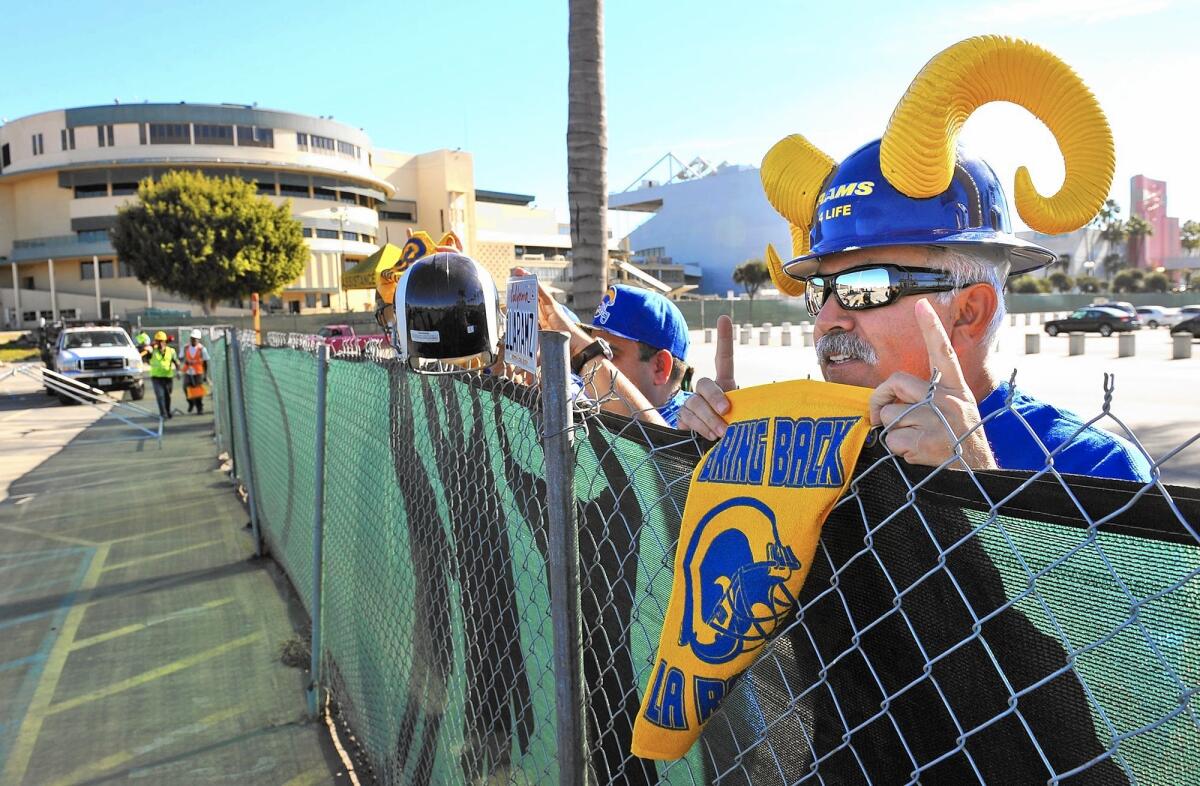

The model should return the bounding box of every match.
[337,190,357,205]
[321,293,331,308]
[254,179,277,196]
[315,228,339,239]
[97,125,115,147]
[301,227,315,237]
[77,229,110,243]
[32,133,44,156]
[21,277,35,290]
[337,140,359,157]
[313,186,336,201]
[296,132,309,150]
[304,293,317,308]
[343,231,359,242]
[110,180,139,196]
[310,134,335,153]
[23,311,38,321]
[194,124,234,145]
[119,260,134,277]
[80,260,117,279]
[74,183,108,199]
[379,200,418,222]
[236,126,274,148]
[61,127,76,151]
[1,143,10,169]
[280,182,310,198]
[138,124,147,145]
[148,123,191,144]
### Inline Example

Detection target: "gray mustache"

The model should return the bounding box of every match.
[815,331,878,365]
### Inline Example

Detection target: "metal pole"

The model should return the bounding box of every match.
[224,330,237,477]
[48,258,58,321]
[92,256,102,319]
[10,263,20,327]
[229,330,263,557]
[699,297,705,331]
[307,343,329,717]
[541,330,586,786]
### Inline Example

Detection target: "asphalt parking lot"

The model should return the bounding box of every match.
[688,319,1200,486]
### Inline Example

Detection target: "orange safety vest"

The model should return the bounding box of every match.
[183,343,207,375]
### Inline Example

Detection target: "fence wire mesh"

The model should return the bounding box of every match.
[207,330,1198,786]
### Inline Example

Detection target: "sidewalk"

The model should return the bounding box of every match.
[0,387,343,785]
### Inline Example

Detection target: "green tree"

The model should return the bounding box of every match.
[566,0,608,314]
[1112,269,1144,294]
[111,170,307,314]
[1048,271,1074,293]
[1143,271,1170,293]
[1075,275,1101,294]
[1124,215,1154,269]
[732,259,771,300]
[1102,251,1126,282]
[1180,220,1200,256]
[1010,275,1050,294]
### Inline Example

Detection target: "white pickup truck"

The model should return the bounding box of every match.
[49,326,145,404]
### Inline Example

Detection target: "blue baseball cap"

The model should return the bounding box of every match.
[591,285,690,360]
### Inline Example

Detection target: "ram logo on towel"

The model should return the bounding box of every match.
[632,380,872,760]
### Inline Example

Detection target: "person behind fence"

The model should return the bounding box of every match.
[584,285,694,428]
[680,39,1152,484]
[512,268,669,426]
[182,329,209,414]
[147,330,180,419]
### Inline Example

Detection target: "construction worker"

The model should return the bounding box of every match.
[182,329,210,414]
[147,331,180,419]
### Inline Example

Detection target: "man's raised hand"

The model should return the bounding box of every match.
[678,315,737,440]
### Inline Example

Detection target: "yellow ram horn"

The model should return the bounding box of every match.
[880,35,1113,235]
[765,243,805,297]
[761,135,837,257]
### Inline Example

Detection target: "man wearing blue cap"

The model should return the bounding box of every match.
[584,285,693,428]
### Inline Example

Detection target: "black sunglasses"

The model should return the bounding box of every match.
[803,264,969,317]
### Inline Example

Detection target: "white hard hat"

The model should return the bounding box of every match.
[190,329,203,339]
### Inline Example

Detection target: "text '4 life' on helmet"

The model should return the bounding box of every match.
[394,252,501,373]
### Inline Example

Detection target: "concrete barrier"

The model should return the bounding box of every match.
[1010,314,1017,327]
[1025,333,1040,354]
[1173,333,1193,359]
[1038,313,1047,325]
[704,328,713,344]
[781,329,792,346]
[759,325,771,345]
[740,327,751,345]
[1069,332,1086,356]
[1024,313,1032,326]
[782,321,792,331]
[802,324,814,347]
[1118,332,1136,358]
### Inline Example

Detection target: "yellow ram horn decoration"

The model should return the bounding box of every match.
[760,134,837,258]
[765,243,805,297]
[880,35,1114,235]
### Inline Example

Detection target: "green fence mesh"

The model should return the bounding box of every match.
[206,333,1198,785]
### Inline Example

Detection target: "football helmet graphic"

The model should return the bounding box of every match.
[680,497,801,665]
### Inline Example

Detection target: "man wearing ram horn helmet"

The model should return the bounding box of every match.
[680,36,1152,484]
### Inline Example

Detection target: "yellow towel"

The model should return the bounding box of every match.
[631,379,872,760]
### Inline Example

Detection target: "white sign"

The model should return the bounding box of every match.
[505,275,539,374]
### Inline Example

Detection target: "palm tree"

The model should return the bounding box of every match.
[1180,220,1200,256]
[1125,215,1153,269]
[567,0,608,314]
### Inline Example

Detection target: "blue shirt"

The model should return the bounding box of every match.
[657,389,693,429]
[978,382,1152,483]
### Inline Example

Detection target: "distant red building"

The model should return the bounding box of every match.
[1130,175,1183,269]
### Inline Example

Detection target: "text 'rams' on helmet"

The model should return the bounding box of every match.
[760,36,1114,289]
[394,252,501,374]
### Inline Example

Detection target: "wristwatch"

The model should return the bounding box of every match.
[570,337,613,374]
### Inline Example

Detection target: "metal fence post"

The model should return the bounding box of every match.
[541,330,587,786]
[229,330,263,557]
[224,330,238,478]
[307,344,329,717]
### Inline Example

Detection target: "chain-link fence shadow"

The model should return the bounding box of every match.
[206,330,1197,785]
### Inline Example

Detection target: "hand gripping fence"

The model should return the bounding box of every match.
[208,328,1198,785]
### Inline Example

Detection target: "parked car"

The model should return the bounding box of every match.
[1172,316,1200,336]
[49,326,145,404]
[1044,307,1141,337]
[1092,300,1137,317]
[1134,306,1187,329]
[319,324,388,352]
[1179,305,1200,318]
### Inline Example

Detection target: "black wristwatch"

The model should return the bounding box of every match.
[571,337,613,374]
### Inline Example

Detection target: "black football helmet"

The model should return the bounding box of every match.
[394,251,501,373]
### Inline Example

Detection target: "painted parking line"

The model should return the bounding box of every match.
[43,703,252,786]
[70,597,235,651]
[0,523,96,547]
[0,544,107,786]
[45,632,263,716]
[100,539,223,573]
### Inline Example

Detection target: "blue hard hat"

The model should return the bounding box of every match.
[592,285,690,360]
[783,139,1055,278]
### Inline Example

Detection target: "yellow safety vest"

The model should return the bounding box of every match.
[149,347,177,378]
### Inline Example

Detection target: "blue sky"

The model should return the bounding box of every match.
[4,0,1197,231]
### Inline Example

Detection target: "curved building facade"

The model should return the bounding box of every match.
[0,103,475,324]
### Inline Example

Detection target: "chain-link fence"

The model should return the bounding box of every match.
[207,328,1198,785]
